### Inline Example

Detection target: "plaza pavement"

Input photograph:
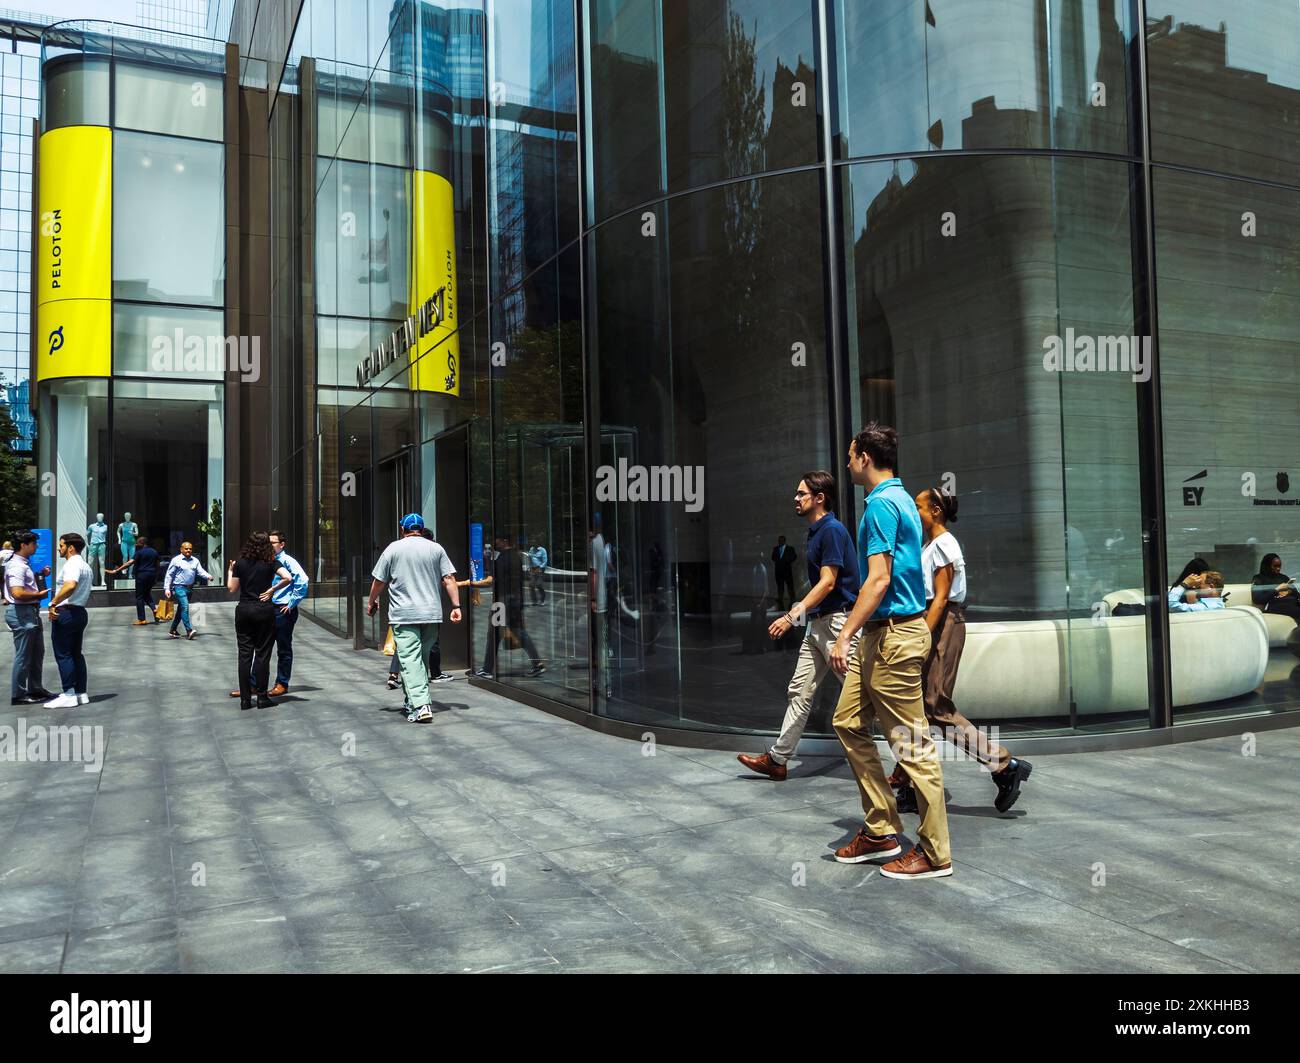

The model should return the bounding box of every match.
[0,603,1296,973]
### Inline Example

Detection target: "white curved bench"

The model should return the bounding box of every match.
[1102,585,1295,649]
[955,607,1269,719]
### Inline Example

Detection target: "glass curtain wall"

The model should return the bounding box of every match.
[272,0,490,645]
[265,0,1298,738]
[1147,1,1300,720]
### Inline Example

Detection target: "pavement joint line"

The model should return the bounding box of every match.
[948,850,1255,975]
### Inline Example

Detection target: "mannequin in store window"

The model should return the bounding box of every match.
[86,514,109,587]
[118,512,139,568]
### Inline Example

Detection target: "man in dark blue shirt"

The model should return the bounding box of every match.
[738,471,860,781]
[111,538,161,624]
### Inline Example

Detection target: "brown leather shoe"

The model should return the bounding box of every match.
[267,684,288,698]
[132,620,149,626]
[834,828,902,864]
[737,752,787,780]
[880,847,953,880]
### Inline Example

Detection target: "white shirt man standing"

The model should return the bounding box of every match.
[44,532,95,709]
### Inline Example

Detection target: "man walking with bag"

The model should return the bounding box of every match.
[164,541,213,640]
[368,514,462,723]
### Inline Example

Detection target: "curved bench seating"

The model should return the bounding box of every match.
[955,607,1269,719]
[1102,585,1296,649]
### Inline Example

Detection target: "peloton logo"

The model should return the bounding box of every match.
[595,459,705,513]
[48,326,64,357]
[1041,330,1151,382]
[49,994,151,1043]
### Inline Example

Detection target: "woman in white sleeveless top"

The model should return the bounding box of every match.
[888,486,1032,814]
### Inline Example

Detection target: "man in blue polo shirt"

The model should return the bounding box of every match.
[738,470,859,781]
[828,422,952,880]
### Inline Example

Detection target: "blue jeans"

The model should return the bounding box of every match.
[249,606,298,688]
[169,585,193,633]
[5,603,45,699]
[50,604,88,696]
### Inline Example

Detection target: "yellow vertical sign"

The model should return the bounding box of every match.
[407,169,459,394]
[37,125,112,381]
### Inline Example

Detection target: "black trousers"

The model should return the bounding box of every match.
[235,601,277,703]
[774,569,794,607]
[482,602,540,672]
[135,575,156,621]
[1264,596,1300,622]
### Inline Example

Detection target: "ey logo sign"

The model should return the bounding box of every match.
[1183,469,1207,506]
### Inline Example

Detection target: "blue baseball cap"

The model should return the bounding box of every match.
[399,513,425,532]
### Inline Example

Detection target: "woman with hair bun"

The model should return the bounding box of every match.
[887,485,1032,814]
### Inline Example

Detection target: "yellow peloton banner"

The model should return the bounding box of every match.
[408,169,458,395]
[37,125,112,381]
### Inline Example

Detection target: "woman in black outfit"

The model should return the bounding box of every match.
[1252,553,1300,622]
[227,532,293,710]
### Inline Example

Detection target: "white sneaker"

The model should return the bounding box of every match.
[78,694,90,705]
[44,694,78,709]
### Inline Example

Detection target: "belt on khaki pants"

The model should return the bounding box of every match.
[863,611,925,631]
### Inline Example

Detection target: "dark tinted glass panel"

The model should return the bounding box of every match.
[843,154,1146,727]
[585,0,820,222]
[1147,2,1300,183]
[485,245,589,709]
[1155,168,1300,719]
[836,0,1132,158]
[586,169,831,732]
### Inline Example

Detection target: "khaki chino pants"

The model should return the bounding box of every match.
[770,611,855,764]
[832,616,951,868]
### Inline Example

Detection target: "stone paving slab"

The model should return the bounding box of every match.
[0,603,1296,973]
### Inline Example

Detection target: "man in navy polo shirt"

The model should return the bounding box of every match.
[828,422,952,880]
[738,470,859,781]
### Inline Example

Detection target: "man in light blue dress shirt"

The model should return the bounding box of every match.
[164,542,213,639]
[263,530,309,695]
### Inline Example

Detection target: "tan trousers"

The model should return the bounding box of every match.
[833,616,951,867]
[770,611,855,764]
[922,603,1009,772]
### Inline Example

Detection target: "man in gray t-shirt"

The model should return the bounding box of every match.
[368,513,461,722]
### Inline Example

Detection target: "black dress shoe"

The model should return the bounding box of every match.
[893,783,919,814]
[256,695,274,709]
[993,758,1033,813]
[240,700,253,711]
[29,688,56,699]
[11,694,43,705]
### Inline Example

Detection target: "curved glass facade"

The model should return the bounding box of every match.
[266,0,1300,741]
